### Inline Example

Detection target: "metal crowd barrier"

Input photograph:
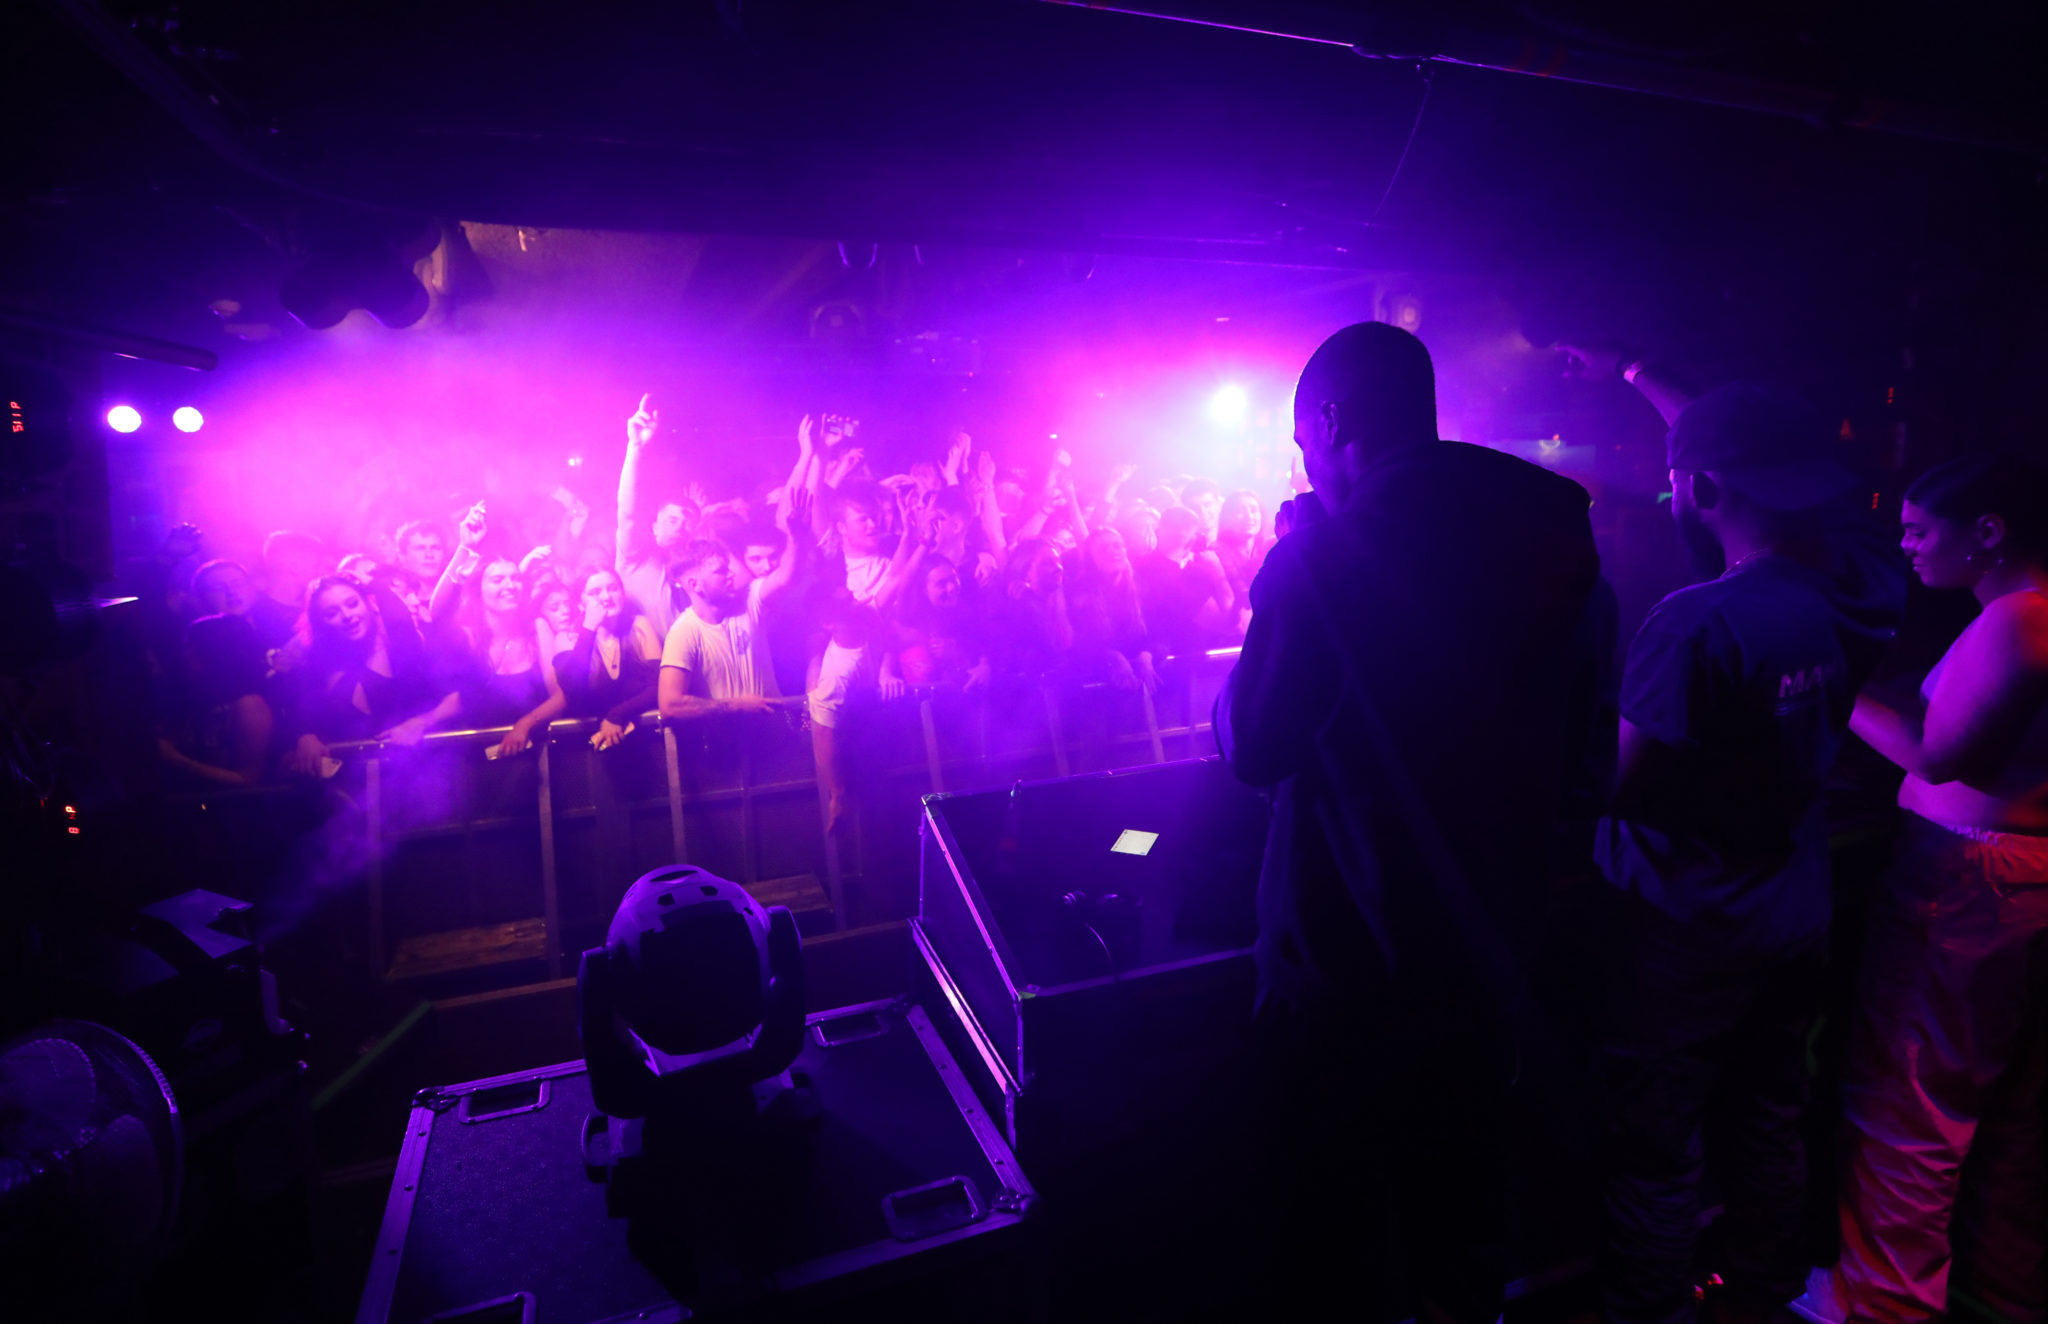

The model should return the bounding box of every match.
[162,648,1241,990]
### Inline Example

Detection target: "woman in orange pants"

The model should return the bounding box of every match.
[1803,454,2048,1323]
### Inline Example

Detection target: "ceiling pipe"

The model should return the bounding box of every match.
[1039,1,2047,157]
[0,307,217,371]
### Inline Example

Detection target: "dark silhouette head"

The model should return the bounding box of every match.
[1292,322,1437,505]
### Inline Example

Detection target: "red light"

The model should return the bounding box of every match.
[67,826,80,835]
[1872,492,1880,510]
[1885,387,1896,405]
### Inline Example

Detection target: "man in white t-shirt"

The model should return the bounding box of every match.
[658,495,808,720]
[832,481,918,608]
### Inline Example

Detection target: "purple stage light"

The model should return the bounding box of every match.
[106,405,142,433]
[1208,384,1249,427]
[172,406,204,433]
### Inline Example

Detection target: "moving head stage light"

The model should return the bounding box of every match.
[577,865,811,1206]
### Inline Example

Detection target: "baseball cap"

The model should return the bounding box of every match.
[1667,382,1859,512]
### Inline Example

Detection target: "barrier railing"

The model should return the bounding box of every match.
[161,647,1240,989]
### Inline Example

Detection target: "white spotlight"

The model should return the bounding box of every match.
[1208,384,1249,427]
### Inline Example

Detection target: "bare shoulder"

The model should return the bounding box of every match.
[1965,590,2048,672]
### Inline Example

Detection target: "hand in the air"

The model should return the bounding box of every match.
[1555,344,1626,382]
[627,393,659,447]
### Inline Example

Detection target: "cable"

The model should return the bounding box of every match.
[1360,60,1435,231]
[1081,921,1120,982]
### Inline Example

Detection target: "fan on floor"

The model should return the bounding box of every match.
[0,1019,184,1319]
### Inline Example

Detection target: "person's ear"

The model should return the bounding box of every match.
[1978,512,2007,553]
[1692,472,1722,511]
[1317,399,1342,447]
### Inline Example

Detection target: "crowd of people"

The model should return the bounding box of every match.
[138,395,1277,823]
[129,320,2048,1324]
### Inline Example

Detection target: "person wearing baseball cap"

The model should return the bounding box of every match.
[1581,371,1905,1323]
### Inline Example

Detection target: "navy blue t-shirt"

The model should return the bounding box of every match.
[1596,556,1852,943]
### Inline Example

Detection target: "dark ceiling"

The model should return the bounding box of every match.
[2,1,2043,387]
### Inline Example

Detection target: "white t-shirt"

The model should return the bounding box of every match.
[807,640,873,729]
[660,582,781,700]
[621,553,677,637]
[845,553,891,605]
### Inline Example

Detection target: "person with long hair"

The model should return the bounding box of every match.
[888,555,992,694]
[1067,527,1158,691]
[1138,504,1235,654]
[457,553,566,758]
[994,537,1073,680]
[1215,489,1270,633]
[554,566,664,751]
[531,576,576,690]
[1802,454,2048,1323]
[159,612,274,787]
[284,575,459,774]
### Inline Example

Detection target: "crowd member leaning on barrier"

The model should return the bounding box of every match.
[886,555,992,695]
[450,552,567,759]
[158,611,275,788]
[658,485,811,721]
[531,575,577,692]
[1138,505,1235,656]
[993,538,1074,680]
[555,566,664,751]
[1067,527,1158,693]
[284,575,461,775]
[1215,489,1271,635]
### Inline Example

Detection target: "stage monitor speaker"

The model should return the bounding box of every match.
[912,756,1270,1169]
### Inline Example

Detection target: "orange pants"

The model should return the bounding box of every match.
[1834,815,2048,1323]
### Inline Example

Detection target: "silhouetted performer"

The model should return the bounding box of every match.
[1594,382,1903,1322]
[1220,322,1613,1324]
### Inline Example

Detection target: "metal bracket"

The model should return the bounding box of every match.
[880,1175,986,1242]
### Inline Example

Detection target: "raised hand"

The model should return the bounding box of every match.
[826,447,866,487]
[457,501,488,547]
[798,414,816,454]
[941,430,972,483]
[1555,344,1625,381]
[974,450,997,490]
[160,522,204,563]
[686,481,711,510]
[782,483,814,535]
[627,393,659,447]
